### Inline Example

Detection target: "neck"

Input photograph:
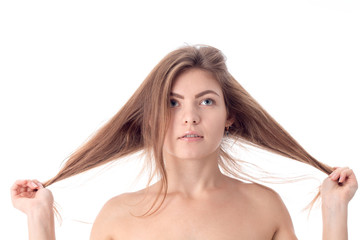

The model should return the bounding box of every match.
[163,149,226,198]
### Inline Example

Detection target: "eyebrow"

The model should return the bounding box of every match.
[170,90,220,99]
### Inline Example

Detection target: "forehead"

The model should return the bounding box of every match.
[172,68,222,95]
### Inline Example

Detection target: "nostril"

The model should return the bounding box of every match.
[184,120,198,124]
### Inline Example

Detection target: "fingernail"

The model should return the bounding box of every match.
[31,182,37,188]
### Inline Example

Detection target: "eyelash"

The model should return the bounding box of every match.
[170,99,179,107]
[201,98,215,106]
[169,98,216,108]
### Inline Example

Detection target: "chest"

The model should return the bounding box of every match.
[113,198,276,240]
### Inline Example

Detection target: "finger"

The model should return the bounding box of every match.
[19,192,29,197]
[27,180,39,190]
[333,167,349,173]
[10,180,28,196]
[19,191,35,198]
[11,179,28,191]
[333,166,349,170]
[329,167,349,180]
[340,169,358,185]
[339,169,353,183]
[32,179,44,189]
[329,169,341,180]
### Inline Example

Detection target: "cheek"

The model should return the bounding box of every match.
[164,117,176,146]
[204,111,227,138]
[210,122,226,142]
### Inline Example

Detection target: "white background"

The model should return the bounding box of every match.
[1,0,359,239]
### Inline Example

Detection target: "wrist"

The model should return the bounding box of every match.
[322,198,348,240]
[27,204,54,221]
[27,205,55,240]
[322,196,349,211]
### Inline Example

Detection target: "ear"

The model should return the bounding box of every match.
[225,116,235,128]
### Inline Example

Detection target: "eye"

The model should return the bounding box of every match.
[170,99,179,108]
[201,98,215,106]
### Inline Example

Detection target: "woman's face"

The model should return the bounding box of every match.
[163,68,232,161]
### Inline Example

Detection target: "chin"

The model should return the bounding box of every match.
[174,150,211,160]
[164,146,219,161]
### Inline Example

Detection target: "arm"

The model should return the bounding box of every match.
[27,205,55,240]
[321,167,358,240]
[271,192,298,240]
[11,179,56,240]
[90,197,119,240]
[90,202,113,240]
[322,199,348,240]
[91,194,131,240]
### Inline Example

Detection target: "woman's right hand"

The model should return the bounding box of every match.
[11,179,54,215]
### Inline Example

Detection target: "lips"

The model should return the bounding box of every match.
[178,131,204,140]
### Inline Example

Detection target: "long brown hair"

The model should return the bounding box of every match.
[44,44,333,216]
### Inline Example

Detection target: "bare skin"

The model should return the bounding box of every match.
[10,179,55,240]
[10,69,358,239]
[90,175,297,240]
[321,167,358,240]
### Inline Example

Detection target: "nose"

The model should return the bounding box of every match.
[182,106,200,125]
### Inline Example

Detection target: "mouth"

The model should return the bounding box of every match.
[178,132,204,141]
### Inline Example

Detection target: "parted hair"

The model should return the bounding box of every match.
[44,45,333,216]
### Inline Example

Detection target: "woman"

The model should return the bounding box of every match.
[11,45,358,239]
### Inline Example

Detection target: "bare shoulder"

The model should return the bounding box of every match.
[90,191,146,240]
[90,193,127,240]
[234,180,298,240]
[239,181,285,207]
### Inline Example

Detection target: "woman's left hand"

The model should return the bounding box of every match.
[321,167,358,205]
